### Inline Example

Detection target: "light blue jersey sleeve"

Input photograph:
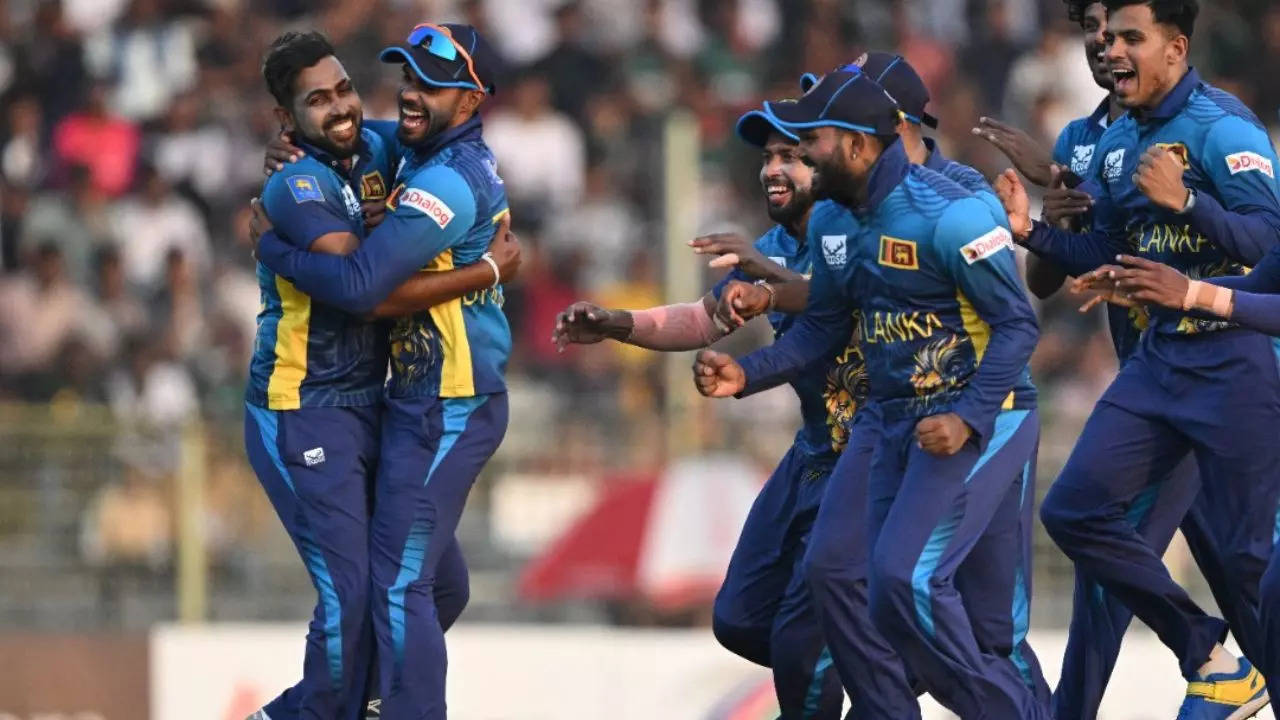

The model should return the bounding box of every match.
[1185,115,1280,265]
[935,198,1039,443]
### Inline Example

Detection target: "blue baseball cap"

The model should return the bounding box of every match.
[802,53,937,128]
[380,23,501,94]
[735,107,799,147]
[764,66,901,136]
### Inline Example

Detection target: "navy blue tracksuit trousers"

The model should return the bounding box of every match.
[245,403,380,720]
[712,443,843,719]
[867,407,1050,720]
[370,393,508,720]
[1041,329,1280,681]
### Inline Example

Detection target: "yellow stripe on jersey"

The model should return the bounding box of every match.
[492,207,510,224]
[956,291,990,362]
[267,276,311,410]
[426,249,475,397]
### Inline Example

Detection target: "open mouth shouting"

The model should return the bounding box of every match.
[400,102,428,132]
[1111,66,1137,94]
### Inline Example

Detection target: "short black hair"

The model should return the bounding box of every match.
[1102,0,1198,38]
[262,31,337,107]
[1063,0,1093,24]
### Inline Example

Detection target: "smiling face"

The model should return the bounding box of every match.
[796,126,860,202]
[1105,3,1188,109]
[759,132,816,226]
[395,64,485,147]
[280,55,362,158]
[1081,2,1113,91]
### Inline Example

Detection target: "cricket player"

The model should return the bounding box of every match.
[252,23,512,719]
[243,31,520,720]
[551,106,852,717]
[996,0,1280,715]
[694,66,1050,720]
[720,54,1051,718]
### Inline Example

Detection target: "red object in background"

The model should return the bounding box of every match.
[519,473,658,603]
[52,112,140,196]
[518,456,764,612]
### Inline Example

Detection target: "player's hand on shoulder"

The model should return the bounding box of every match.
[691,233,769,277]
[716,280,771,330]
[486,214,521,284]
[994,169,1032,240]
[247,197,273,256]
[692,349,746,398]
[264,130,305,176]
[915,413,972,456]
[552,302,619,349]
[1133,145,1190,212]
[971,117,1053,187]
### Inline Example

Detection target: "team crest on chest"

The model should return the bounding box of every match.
[361,171,387,201]
[879,236,919,270]
[340,184,361,219]
[386,183,406,210]
[1156,142,1191,169]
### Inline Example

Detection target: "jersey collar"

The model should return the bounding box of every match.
[856,138,910,217]
[412,114,484,159]
[922,137,948,171]
[297,132,369,175]
[1089,97,1111,129]
[1133,66,1200,125]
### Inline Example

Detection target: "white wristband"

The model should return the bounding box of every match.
[480,252,501,288]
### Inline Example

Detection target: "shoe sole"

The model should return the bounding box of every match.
[1225,691,1270,720]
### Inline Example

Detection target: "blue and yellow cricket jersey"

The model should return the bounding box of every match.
[247,129,394,410]
[254,114,510,399]
[1046,98,1148,362]
[1053,98,1111,178]
[711,225,867,463]
[1025,68,1280,337]
[740,141,1039,446]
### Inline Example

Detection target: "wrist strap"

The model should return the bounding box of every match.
[480,252,501,288]
[756,280,777,312]
[1184,279,1234,318]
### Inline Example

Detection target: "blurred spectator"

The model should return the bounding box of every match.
[51,80,140,196]
[1,94,44,186]
[532,2,605,127]
[104,332,199,428]
[507,239,585,389]
[83,0,197,122]
[152,247,206,364]
[0,243,95,377]
[92,244,148,351]
[20,163,112,283]
[544,162,642,293]
[109,162,210,291]
[959,0,1024,115]
[12,0,90,130]
[153,90,235,203]
[79,463,172,569]
[486,71,586,229]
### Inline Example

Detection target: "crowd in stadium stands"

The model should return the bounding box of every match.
[0,0,1275,570]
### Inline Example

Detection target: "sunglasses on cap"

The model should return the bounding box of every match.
[406,23,486,93]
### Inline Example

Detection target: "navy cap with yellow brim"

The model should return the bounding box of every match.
[764,67,901,136]
[735,108,799,147]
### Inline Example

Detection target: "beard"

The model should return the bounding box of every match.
[766,186,815,225]
[810,156,857,205]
